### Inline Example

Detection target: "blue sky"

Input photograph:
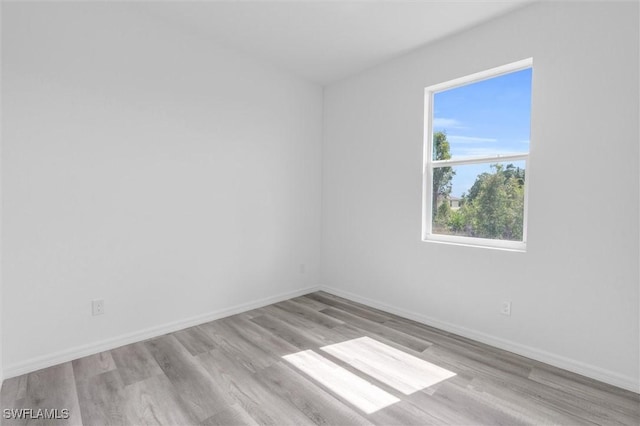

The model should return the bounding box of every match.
[432,68,532,197]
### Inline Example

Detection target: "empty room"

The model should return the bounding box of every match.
[1,0,638,425]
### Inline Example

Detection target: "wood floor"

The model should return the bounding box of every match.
[1,291,639,425]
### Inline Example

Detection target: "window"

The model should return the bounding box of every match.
[422,59,532,251]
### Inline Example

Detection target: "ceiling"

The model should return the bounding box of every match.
[134,1,534,85]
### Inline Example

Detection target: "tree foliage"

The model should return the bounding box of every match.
[432,131,455,219]
[434,163,526,241]
[435,197,452,226]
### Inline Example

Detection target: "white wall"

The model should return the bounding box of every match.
[322,1,639,392]
[2,3,322,373]
[3,0,639,394]
[0,0,3,387]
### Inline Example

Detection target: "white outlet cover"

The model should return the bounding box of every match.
[92,299,105,316]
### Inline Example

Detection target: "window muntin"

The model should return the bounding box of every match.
[423,59,532,251]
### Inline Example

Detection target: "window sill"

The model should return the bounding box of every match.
[423,234,526,252]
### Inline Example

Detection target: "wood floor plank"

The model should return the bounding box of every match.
[173,326,218,356]
[216,315,300,358]
[465,363,637,425]
[332,323,436,362]
[257,361,374,426]
[257,305,365,349]
[121,373,199,425]
[258,304,336,337]
[367,399,444,426]
[250,313,328,349]
[198,319,277,373]
[274,299,346,329]
[22,362,82,425]
[145,335,231,421]
[322,336,456,395]
[313,292,452,337]
[0,375,29,426]
[0,404,27,426]
[383,318,453,347]
[461,377,601,425]
[528,366,640,416]
[283,349,400,414]
[197,349,315,426]
[384,314,557,383]
[2,291,637,426]
[75,370,126,426]
[110,341,163,386]
[72,351,117,384]
[385,318,535,379]
[200,403,259,426]
[425,380,531,426]
[291,295,332,311]
[0,374,27,406]
[422,343,532,383]
[420,344,600,423]
[320,307,431,352]
[401,381,483,425]
[308,292,391,323]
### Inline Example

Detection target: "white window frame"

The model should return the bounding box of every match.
[422,58,533,252]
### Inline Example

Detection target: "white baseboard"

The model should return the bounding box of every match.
[4,284,638,395]
[320,286,640,394]
[2,285,320,380]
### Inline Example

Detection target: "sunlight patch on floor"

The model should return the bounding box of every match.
[321,336,456,395]
[282,349,400,414]
[283,336,457,414]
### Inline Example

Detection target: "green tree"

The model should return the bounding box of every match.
[457,163,525,240]
[448,209,465,232]
[435,198,452,227]
[466,172,490,202]
[503,163,525,187]
[432,131,455,219]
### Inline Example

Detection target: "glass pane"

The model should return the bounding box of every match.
[431,161,526,241]
[432,68,532,160]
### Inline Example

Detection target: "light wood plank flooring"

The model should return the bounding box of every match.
[1,292,638,425]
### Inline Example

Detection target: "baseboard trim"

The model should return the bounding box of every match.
[320,286,640,394]
[5,284,638,394]
[3,285,320,380]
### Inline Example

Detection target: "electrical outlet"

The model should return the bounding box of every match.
[501,301,511,316]
[92,299,105,316]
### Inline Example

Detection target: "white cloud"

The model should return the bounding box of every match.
[433,117,461,129]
